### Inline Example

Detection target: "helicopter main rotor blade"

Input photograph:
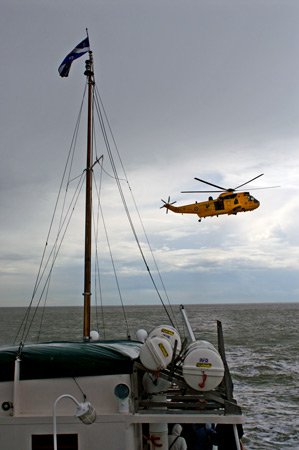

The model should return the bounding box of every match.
[234,173,264,190]
[181,190,224,193]
[235,185,280,191]
[194,178,227,191]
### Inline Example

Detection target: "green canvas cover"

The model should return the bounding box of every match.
[0,340,142,381]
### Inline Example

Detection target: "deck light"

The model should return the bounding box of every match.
[75,401,97,424]
[53,394,96,450]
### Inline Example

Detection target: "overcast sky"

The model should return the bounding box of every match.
[1,0,299,307]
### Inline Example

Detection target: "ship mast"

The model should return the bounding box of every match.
[83,53,94,341]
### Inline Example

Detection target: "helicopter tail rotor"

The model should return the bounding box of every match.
[161,196,176,214]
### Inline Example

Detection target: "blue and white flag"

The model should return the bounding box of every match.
[58,37,90,77]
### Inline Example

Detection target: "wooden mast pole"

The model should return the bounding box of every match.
[83,52,94,341]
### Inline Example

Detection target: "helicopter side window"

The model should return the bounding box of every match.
[234,198,239,205]
[214,200,224,211]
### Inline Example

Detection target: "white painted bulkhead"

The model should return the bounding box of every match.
[0,374,141,450]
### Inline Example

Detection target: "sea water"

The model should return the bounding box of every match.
[0,302,298,450]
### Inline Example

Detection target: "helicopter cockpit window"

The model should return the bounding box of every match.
[248,196,253,201]
[221,193,237,200]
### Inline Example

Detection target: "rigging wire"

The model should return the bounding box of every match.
[93,169,131,339]
[37,273,51,343]
[94,245,106,339]
[91,105,132,338]
[16,74,178,343]
[89,102,106,338]
[91,155,106,339]
[94,85,176,328]
[15,173,86,344]
[14,85,88,344]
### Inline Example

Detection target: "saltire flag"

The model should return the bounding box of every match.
[58,37,90,77]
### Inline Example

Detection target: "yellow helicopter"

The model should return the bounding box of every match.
[161,174,275,222]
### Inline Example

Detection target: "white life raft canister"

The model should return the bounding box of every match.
[139,325,181,371]
[182,340,224,391]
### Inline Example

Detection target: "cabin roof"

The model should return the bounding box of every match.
[0,340,142,381]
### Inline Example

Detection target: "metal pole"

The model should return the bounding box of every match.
[53,394,81,450]
[13,356,21,416]
[83,53,94,341]
[233,424,241,450]
[180,304,196,342]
